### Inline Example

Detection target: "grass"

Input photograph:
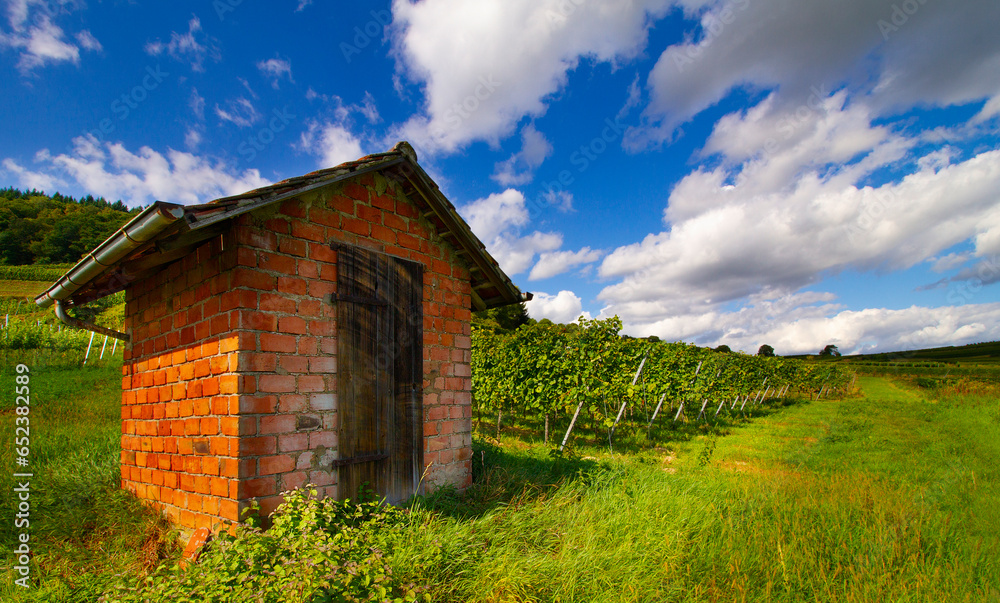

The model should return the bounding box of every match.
[395,375,1000,602]
[0,355,175,602]
[0,281,49,299]
[1,359,997,601]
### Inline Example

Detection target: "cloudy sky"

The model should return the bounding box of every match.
[2,0,999,355]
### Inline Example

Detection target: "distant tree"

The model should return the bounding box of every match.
[819,344,841,357]
[473,302,530,334]
[757,344,775,357]
[646,335,661,343]
[714,344,731,353]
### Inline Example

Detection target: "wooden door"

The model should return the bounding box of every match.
[335,245,423,504]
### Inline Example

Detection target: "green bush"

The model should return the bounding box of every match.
[102,486,437,603]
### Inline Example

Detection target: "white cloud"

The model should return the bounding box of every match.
[74,29,101,52]
[1,157,66,191]
[184,127,202,150]
[215,98,260,128]
[2,136,270,207]
[529,247,603,281]
[930,253,970,274]
[144,16,219,72]
[296,0,313,12]
[189,88,205,119]
[492,123,553,185]
[629,0,1000,148]
[391,0,670,152]
[526,290,591,324]
[358,91,380,124]
[459,189,528,242]
[257,55,293,89]
[604,289,1000,356]
[457,189,565,275]
[0,13,100,72]
[597,92,1000,341]
[299,121,365,168]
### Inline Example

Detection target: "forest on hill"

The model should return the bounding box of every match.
[0,187,138,266]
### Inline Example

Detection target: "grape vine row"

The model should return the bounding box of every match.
[472,316,853,446]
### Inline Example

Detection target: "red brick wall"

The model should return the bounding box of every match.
[122,171,474,531]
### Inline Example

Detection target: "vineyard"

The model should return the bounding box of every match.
[472,317,853,448]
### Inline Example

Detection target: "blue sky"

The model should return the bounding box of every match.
[2,0,999,355]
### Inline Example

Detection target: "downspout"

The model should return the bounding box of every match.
[54,299,129,342]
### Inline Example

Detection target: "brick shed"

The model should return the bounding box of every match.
[35,142,529,532]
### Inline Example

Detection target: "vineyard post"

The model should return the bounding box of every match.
[99,335,109,360]
[609,352,648,445]
[696,399,710,421]
[739,394,753,413]
[757,385,771,406]
[647,392,668,429]
[560,398,586,452]
[112,338,118,356]
[714,398,729,418]
[83,331,95,366]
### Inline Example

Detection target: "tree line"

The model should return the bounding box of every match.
[0,187,139,265]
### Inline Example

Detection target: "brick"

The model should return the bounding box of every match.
[279,433,308,452]
[277,276,309,296]
[260,414,296,434]
[343,182,369,202]
[309,430,337,448]
[278,316,308,335]
[370,224,396,244]
[239,436,276,456]
[310,393,335,411]
[291,221,325,242]
[260,292,296,313]
[259,455,294,475]
[297,375,325,392]
[261,333,297,354]
[279,355,309,373]
[240,476,277,498]
[259,374,296,393]
[233,268,276,291]
[384,212,407,232]
[278,237,307,257]
[239,396,277,414]
[342,216,370,236]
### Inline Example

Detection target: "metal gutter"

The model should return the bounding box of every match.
[54,299,129,342]
[35,202,185,309]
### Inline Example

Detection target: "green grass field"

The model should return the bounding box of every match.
[1,357,998,601]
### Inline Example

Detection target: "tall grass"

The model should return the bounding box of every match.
[0,359,176,602]
[1,359,997,602]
